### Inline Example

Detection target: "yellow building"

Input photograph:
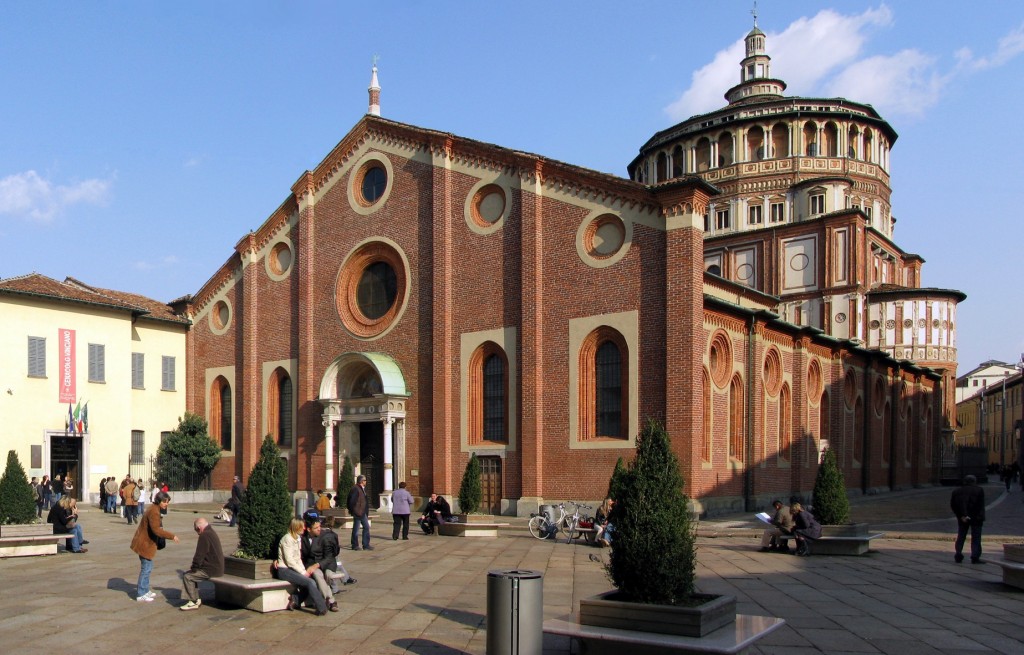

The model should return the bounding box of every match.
[956,370,1023,466]
[0,274,188,501]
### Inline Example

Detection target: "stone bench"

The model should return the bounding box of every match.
[0,533,66,558]
[996,559,1024,590]
[437,521,509,537]
[807,533,884,556]
[320,510,378,530]
[544,613,785,655]
[209,574,297,613]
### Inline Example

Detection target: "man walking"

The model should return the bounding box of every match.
[346,475,373,550]
[181,518,224,610]
[951,474,986,564]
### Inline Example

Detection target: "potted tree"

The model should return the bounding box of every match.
[0,450,55,557]
[810,447,876,554]
[456,453,482,519]
[579,419,736,637]
[225,435,293,579]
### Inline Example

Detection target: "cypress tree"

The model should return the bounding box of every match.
[338,454,355,493]
[812,447,850,525]
[607,456,627,502]
[0,450,37,525]
[457,453,482,514]
[608,419,695,604]
[236,435,292,560]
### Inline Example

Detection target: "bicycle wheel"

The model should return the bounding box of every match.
[528,515,551,540]
[564,517,580,543]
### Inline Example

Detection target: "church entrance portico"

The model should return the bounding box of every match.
[318,352,409,510]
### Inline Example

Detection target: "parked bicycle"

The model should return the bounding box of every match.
[528,502,592,543]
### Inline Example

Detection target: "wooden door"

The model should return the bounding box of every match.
[479,456,502,515]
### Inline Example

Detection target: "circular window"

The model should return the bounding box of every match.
[209,299,231,334]
[577,211,631,268]
[918,319,926,328]
[359,165,387,206]
[585,214,625,258]
[471,184,506,227]
[336,239,409,339]
[902,319,913,329]
[348,152,394,215]
[266,240,293,280]
[870,319,881,330]
[885,319,896,330]
[763,347,782,396]
[709,331,733,389]
[932,319,940,329]
[835,312,847,324]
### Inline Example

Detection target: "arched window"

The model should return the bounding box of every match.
[696,138,711,172]
[717,133,733,167]
[671,145,685,177]
[803,122,818,156]
[772,122,789,158]
[656,152,668,183]
[853,397,864,466]
[729,375,744,462]
[820,390,831,464]
[210,376,232,451]
[267,369,293,449]
[882,402,892,465]
[579,327,628,440]
[469,342,509,444]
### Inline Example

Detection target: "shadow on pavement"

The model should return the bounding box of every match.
[391,638,470,654]
[414,603,485,629]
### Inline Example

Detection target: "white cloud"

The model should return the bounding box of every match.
[824,50,945,117]
[0,170,112,223]
[955,22,1024,71]
[665,6,894,121]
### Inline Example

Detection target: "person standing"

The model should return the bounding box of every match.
[32,477,44,518]
[40,475,52,511]
[391,481,413,541]
[180,518,224,611]
[62,475,74,500]
[951,474,986,564]
[123,477,140,525]
[228,475,244,528]
[105,477,119,513]
[99,477,107,511]
[347,475,373,551]
[137,481,148,518]
[130,491,179,602]
[51,475,64,504]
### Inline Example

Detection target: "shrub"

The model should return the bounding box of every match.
[608,418,695,604]
[236,435,292,560]
[457,453,482,514]
[338,454,355,493]
[154,412,221,490]
[0,450,37,525]
[812,447,850,525]
[606,456,627,502]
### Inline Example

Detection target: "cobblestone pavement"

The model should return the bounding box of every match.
[1,484,1021,654]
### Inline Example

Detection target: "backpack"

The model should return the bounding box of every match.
[132,486,142,501]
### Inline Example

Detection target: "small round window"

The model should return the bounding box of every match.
[361,166,387,205]
[209,299,232,334]
[267,241,293,279]
[356,261,397,320]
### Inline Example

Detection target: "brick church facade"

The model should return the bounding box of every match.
[182,26,960,515]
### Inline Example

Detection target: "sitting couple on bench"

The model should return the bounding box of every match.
[759,499,821,556]
[417,493,453,534]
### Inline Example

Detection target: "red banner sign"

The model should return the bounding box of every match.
[58,328,76,403]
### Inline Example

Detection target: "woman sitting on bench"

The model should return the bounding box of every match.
[790,502,821,557]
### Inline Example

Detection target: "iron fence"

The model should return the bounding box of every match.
[129,454,212,492]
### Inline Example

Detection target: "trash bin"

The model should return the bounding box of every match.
[294,495,307,520]
[486,569,543,655]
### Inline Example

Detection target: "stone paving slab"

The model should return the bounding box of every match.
[2,485,1023,654]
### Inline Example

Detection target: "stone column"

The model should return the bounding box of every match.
[394,419,406,489]
[322,415,337,492]
[382,417,395,492]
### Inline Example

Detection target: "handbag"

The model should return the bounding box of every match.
[149,519,167,550]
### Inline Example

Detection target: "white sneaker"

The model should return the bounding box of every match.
[145,591,156,599]
[180,600,201,611]
[137,594,154,602]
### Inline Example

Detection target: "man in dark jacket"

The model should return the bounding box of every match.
[228,475,245,527]
[417,493,452,535]
[180,518,224,610]
[951,474,986,563]
[346,475,372,551]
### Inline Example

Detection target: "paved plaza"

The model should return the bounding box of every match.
[1,483,1022,654]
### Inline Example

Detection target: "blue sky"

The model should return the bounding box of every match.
[2,2,1022,373]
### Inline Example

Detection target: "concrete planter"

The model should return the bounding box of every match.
[223,555,276,580]
[579,591,736,638]
[1003,544,1024,563]
[820,523,870,538]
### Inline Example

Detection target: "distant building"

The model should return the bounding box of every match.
[956,367,1023,466]
[0,274,188,497]
[179,17,953,514]
[956,360,1018,403]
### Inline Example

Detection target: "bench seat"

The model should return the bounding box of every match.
[544,613,785,655]
[209,574,296,613]
[808,533,884,556]
[437,522,509,537]
[0,533,66,558]
[996,558,1024,590]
